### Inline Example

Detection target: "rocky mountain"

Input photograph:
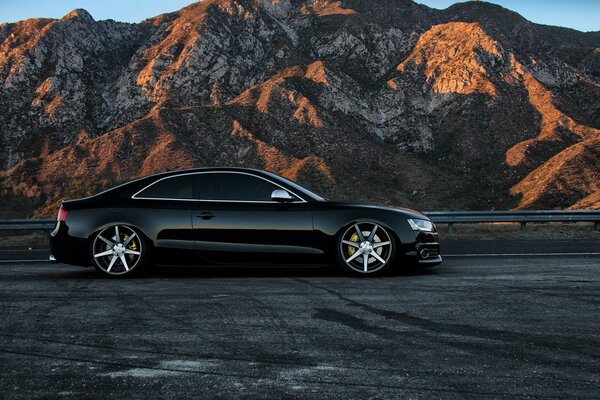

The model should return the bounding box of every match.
[1,0,599,217]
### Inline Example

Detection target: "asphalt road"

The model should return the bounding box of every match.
[1,256,599,399]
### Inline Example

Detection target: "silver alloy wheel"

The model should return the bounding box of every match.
[92,225,143,276]
[339,222,393,274]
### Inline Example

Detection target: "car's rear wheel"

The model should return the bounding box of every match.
[337,222,396,276]
[91,225,147,277]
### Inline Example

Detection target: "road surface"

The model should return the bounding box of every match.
[1,255,599,399]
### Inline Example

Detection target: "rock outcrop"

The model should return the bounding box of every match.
[1,0,599,216]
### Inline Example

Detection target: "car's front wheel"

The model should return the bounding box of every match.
[337,222,396,276]
[91,225,147,277]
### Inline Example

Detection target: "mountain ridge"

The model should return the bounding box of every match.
[1,0,599,217]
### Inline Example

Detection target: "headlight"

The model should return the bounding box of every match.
[407,219,434,232]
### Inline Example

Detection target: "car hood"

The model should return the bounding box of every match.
[321,201,430,220]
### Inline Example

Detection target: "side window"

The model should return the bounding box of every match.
[136,175,195,199]
[197,173,288,201]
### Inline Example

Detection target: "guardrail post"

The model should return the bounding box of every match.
[448,223,454,235]
[520,222,527,231]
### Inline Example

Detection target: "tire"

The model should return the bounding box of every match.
[90,225,148,278]
[336,221,396,276]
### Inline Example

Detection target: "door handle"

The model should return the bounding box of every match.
[197,211,216,220]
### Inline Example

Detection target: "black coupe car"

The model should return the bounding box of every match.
[50,167,441,277]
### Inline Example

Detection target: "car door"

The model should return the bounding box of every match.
[192,172,315,265]
[131,173,198,265]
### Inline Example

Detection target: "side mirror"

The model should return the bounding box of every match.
[271,189,293,202]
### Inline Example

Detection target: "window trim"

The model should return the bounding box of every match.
[131,171,307,203]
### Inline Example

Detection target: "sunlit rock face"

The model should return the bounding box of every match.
[1,0,599,216]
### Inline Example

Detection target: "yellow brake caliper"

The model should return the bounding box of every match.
[124,235,138,252]
[347,233,359,256]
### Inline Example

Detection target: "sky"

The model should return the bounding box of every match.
[417,0,600,32]
[0,0,599,32]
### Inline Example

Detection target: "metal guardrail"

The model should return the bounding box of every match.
[424,210,600,233]
[0,211,599,235]
[0,219,55,231]
[0,219,55,242]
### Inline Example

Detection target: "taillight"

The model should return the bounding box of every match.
[57,208,68,222]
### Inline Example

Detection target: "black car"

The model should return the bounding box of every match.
[50,167,441,277]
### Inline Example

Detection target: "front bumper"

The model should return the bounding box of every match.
[402,230,442,267]
[416,241,442,264]
[417,254,443,265]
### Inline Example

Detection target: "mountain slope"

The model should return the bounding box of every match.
[1,0,600,216]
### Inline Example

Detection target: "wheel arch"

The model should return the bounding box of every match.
[88,222,153,277]
[334,218,399,275]
[334,218,402,247]
[87,221,154,248]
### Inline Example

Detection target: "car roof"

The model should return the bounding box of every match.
[147,166,269,177]
[90,167,323,202]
